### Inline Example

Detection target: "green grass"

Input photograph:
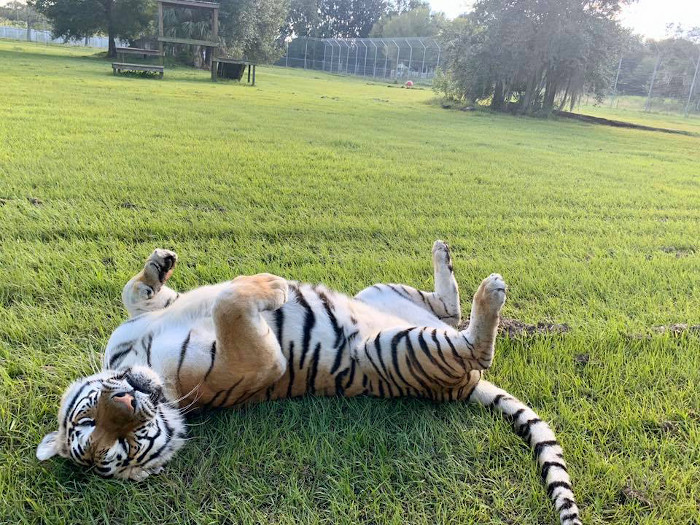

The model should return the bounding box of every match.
[577,95,700,134]
[1,40,700,524]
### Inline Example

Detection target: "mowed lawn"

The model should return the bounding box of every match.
[1,40,699,524]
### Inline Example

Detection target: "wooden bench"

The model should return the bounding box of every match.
[112,62,164,78]
[115,47,163,59]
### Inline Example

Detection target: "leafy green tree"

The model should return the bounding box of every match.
[218,0,289,63]
[32,0,155,57]
[436,0,630,115]
[369,6,444,38]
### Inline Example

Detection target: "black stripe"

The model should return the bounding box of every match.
[374,334,404,396]
[61,382,93,429]
[403,353,434,399]
[557,498,576,512]
[416,329,461,380]
[307,343,322,395]
[330,338,347,375]
[203,341,217,381]
[404,330,435,385]
[492,394,505,406]
[364,343,390,385]
[431,329,459,374]
[317,289,344,348]
[377,380,385,397]
[387,284,412,300]
[442,333,467,371]
[108,342,135,369]
[176,331,192,390]
[203,389,225,410]
[344,357,357,388]
[286,342,296,398]
[511,408,526,422]
[389,329,413,387]
[534,440,560,457]
[221,378,246,407]
[334,368,348,396]
[541,461,568,481]
[294,286,316,369]
[142,333,153,367]
[274,307,284,343]
[561,513,580,523]
[546,480,572,497]
[163,297,173,308]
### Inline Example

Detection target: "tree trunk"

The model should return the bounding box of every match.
[491,80,504,111]
[543,77,557,113]
[194,46,203,68]
[108,32,116,57]
[105,0,116,58]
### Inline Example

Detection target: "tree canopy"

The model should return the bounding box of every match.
[435,0,632,115]
[32,0,154,56]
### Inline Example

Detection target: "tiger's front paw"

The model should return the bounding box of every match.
[143,249,178,288]
[229,273,289,312]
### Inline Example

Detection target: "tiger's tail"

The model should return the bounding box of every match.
[469,380,582,525]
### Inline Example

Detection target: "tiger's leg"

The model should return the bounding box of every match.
[197,273,289,408]
[359,274,506,398]
[121,249,180,317]
[355,240,461,327]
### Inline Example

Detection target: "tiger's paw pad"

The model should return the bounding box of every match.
[475,273,507,314]
[144,249,178,285]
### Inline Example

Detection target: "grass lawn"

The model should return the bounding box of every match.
[1,40,699,524]
[577,95,700,135]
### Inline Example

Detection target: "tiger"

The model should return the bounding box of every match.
[37,241,581,525]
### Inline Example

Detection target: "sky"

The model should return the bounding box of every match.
[428,0,700,40]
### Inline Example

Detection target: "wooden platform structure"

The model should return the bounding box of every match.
[112,0,257,82]
[158,0,220,80]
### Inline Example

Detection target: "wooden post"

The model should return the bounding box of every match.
[158,1,164,66]
[247,64,251,83]
[210,6,219,81]
[252,65,255,86]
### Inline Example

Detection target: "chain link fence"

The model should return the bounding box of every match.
[593,43,700,117]
[278,36,441,84]
[0,25,125,48]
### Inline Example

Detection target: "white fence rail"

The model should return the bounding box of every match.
[0,25,125,48]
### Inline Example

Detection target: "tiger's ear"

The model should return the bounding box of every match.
[36,431,60,461]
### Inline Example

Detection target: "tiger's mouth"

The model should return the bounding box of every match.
[123,370,165,405]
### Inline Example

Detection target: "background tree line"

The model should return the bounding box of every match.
[29,0,440,61]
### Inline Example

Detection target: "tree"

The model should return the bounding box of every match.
[31,0,154,57]
[369,5,445,38]
[219,0,289,63]
[285,0,430,39]
[436,0,630,115]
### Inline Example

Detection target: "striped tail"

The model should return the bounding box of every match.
[469,380,582,525]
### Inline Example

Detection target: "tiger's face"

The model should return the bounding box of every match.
[37,366,186,481]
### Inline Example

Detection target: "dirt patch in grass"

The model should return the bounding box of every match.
[458,317,571,337]
[652,324,700,335]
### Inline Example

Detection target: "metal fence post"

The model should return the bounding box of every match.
[304,38,308,69]
[685,48,700,117]
[371,40,378,78]
[392,39,400,79]
[645,46,661,112]
[406,39,413,78]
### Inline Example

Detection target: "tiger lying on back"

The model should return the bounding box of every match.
[37,241,581,525]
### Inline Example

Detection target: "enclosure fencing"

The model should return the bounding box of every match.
[278,37,440,83]
[0,25,125,48]
[595,44,700,117]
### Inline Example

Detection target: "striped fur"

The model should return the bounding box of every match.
[37,242,580,523]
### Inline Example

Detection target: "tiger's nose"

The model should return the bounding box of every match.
[112,392,136,412]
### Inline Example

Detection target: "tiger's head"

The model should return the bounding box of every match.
[37,366,186,480]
